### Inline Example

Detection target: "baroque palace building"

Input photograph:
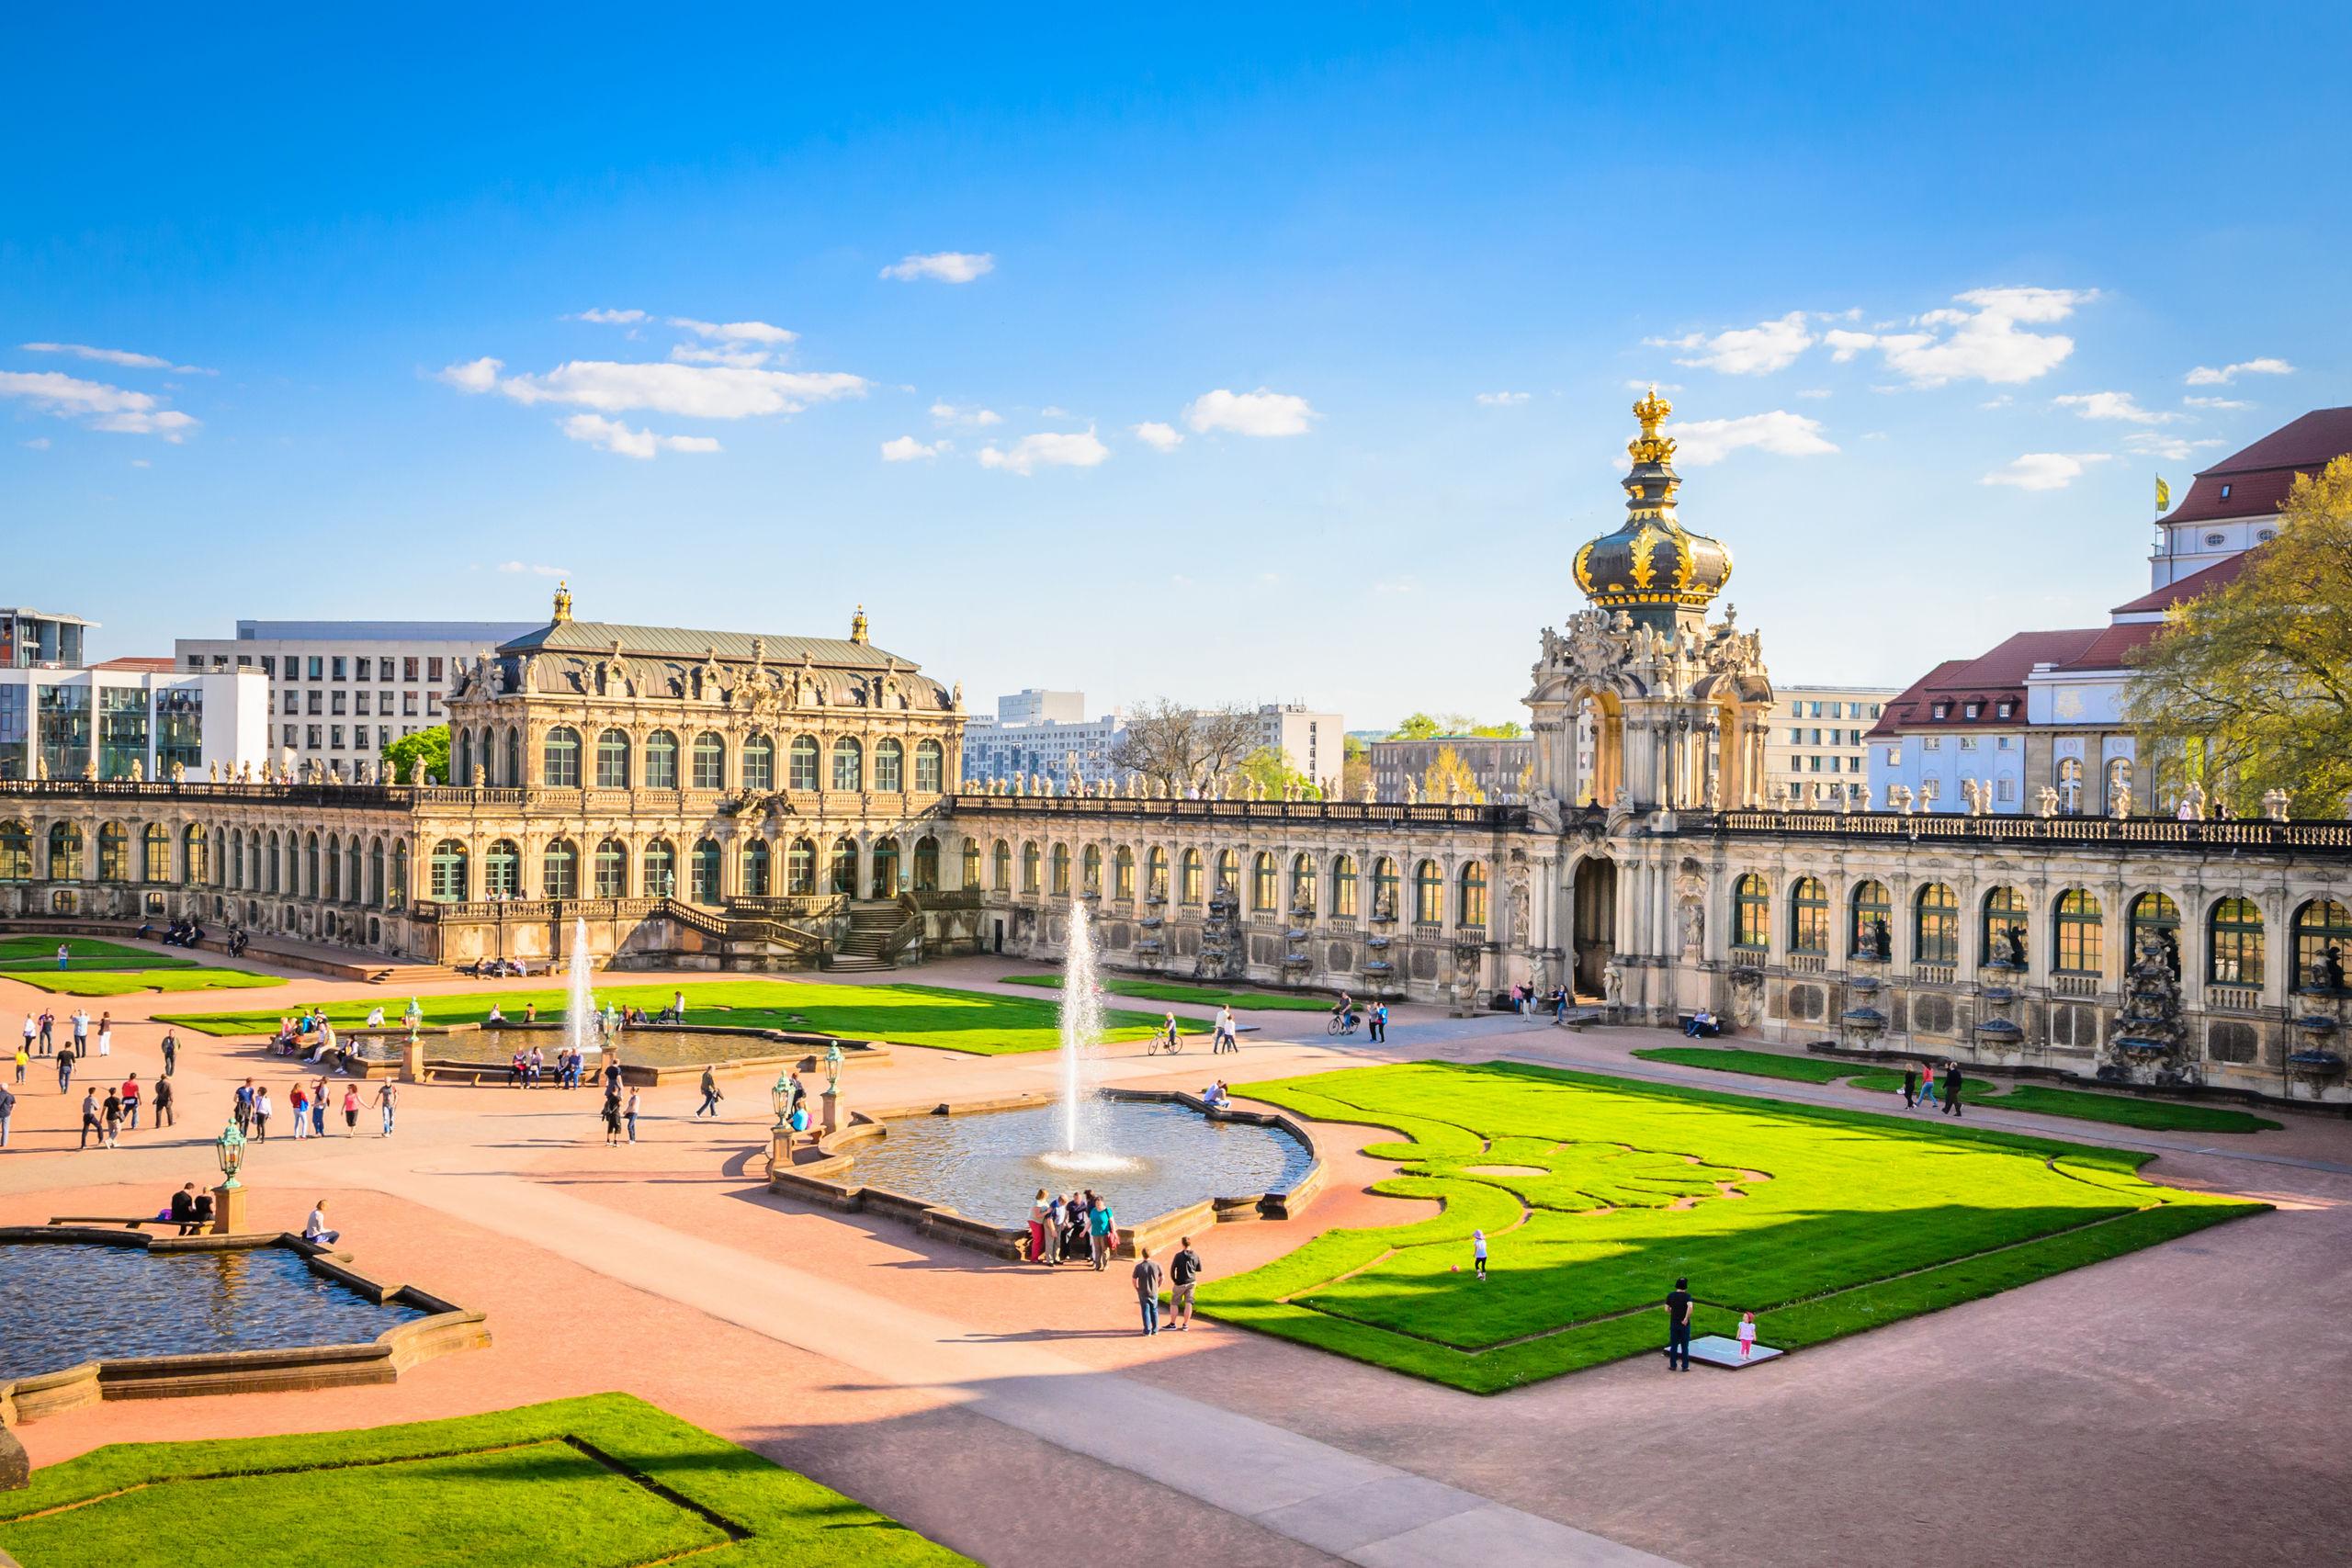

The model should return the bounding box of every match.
[2,392,2348,1099]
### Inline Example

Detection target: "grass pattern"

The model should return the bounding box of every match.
[1001,974,1338,1010]
[4,968,285,997]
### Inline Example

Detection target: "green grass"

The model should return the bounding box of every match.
[3,967,286,997]
[0,1392,973,1568]
[1002,974,1339,1011]
[1193,1060,2263,1393]
[1636,1045,2281,1134]
[155,977,1200,1055]
[0,935,195,973]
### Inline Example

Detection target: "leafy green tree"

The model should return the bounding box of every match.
[1470,719,1524,738]
[1238,744,1313,797]
[381,725,451,784]
[1392,713,1444,739]
[1421,744,1484,803]
[2123,456,2352,817]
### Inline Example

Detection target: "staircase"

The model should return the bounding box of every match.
[829,901,906,972]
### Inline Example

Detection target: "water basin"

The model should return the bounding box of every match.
[458,1027,808,1069]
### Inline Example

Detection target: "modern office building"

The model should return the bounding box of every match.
[0,659,268,781]
[1,607,96,669]
[1366,735,1535,802]
[961,692,1126,788]
[1765,684,1901,805]
[1255,705,1344,793]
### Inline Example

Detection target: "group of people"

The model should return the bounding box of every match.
[463,956,530,977]
[284,1077,395,1137]
[133,920,208,949]
[1325,992,1391,1042]
[1505,983,1572,1021]
[1028,1188,1121,1269]
[74,1069,173,1148]
[598,1075,640,1145]
[1128,1235,1204,1336]
[505,1043,596,1089]
[1897,1062,1969,1116]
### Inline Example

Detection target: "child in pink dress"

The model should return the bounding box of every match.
[1737,1312,1758,1359]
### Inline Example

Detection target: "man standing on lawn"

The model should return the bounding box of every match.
[1942,1061,1964,1117]
[1664,1276,1694,1371]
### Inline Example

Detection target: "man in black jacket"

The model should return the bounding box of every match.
[1664,1277,1694,1371]
[1942,1061,1964,1117]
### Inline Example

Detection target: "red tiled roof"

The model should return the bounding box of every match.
[88,657,175,672]
[2050,621,2166,671]
[1865,629,2104,739]
[2159,405,2352,525]
[2109,551,2249,615]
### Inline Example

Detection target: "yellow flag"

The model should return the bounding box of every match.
[2155,475,2171,513]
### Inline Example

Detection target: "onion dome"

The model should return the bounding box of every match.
[1572,389,1734,618]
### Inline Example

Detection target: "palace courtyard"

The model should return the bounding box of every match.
[2,940,2347,1568]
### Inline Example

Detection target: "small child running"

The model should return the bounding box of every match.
[1472,1228,1488,1281]
[1737,1311,1758,1360]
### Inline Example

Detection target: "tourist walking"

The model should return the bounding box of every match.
[19,1011,33,1060]
[311,1079,329,1137]
[1132,1245,1164,1336]
[1737,1312,1758,1361]
[1901,1067,1918,1108]
[342,1084,361,1134]
[70,1010,90,1055]
[120,1074,141,1130]
[38,1010,53,1055]
[56,1047,74,1094]
[373,1081,398,1136]
[253,1087,273,1141]
[624,1086,639,1143]
[79,1089,103,1148]
[153,1074,175,1129]
[304,1200,340,1247]
[161,1031,177,1076]
[102,1088,123,1147]
[1472,1228,1488,1280]
[1029,1188,1054,1263]
[1942,1061,1964,1117]
[695,1066,722,1118]
[95,1013,112,1058]
[1169,1235,1203,1329]
[233,1078,254,1133]
[0,1082,13,1148]
[1665,1276,1694,1371]
[13,1042,26,1085]
[289,1081,311,1139]
[1370,1002,1387,1043]
[602,1087,623,1145]
[1917,1069,1939,1111]
[1214,1007,1237,1053]
[1088,1192,1116,1270]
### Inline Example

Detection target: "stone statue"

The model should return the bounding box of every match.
[1361,777,1376,804]
[130,759,143,782]
[2109,782,2132,818]
[1678,897,1703,957]
[824,1042,844,1095]
[2263,787,2292,822]
[31,754,45,780]
[2185,780,2208,818]
[2007,926,2029,968]
[1853,782,1872,812]
[82,758,97,781]
[2035,785,2059,818]
[1871,916,1892,960]
[1404,777,1418,804]
[1601,957,1624,1006]
[170,760,186,783]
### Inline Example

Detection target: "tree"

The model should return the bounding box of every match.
[1238,745,1312,797]
[2123,456,2352,817]
[381,725,450,784]
[1421,744,1484,803]
[1393,713,1444,739]
[1108,699,1262,795]
[1340,734,1372,800]
[1470,719,1524,739]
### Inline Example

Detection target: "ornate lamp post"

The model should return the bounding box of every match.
[212,1121,249,1235]
[770,1070,795,1136]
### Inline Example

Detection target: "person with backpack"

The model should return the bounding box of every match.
[1168,1236,1204,1330]
[695,1065,723,1118]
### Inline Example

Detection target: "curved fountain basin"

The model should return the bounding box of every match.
[831,1096,1314,1232]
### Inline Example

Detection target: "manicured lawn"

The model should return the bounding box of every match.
[0,1392,974,1568]
[0,936,195,972]
[155,978,1200,1055]
[1636,1045,2281,1134]
[1193,1061,2262,1393]
[1003,974,1337,1011]
[4,967,285,997]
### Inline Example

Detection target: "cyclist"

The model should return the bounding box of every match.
[1329,991,1358,1034]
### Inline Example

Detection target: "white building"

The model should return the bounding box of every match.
[1765,684,1900,805]
[2,606,96,670]
[961,692,1127,787]
[174,618,537,778]
[1,659,269,781]
[1256,704,1344,793]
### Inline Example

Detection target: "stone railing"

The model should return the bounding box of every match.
[1912,963,1956,986]
[948,794,1526,829]
[2205,984,2263,1012]
[1787,953,1827,975]
[2052,973,2100,998]
[1712,808,2352,853]
[0,779,414,808]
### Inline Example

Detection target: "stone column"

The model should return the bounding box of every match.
[211,1183,248,1235]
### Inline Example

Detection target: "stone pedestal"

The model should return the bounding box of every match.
[211,1182,247,1235]
[820,1090,840,1134]
[401,1036,425,1084]
[770,1129,793,1174]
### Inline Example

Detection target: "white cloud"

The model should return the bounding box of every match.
[2184,396,2251,410]
[1826,288,2091,386]
[571,309,647,324]
[1132,421,1183,452]
[130,458,149,468]
[881,435,945,461]
[977,429,1111,475]
[495,561,572,577]
[1184,387,1317,437]
[1623,380,1683,391]
[2053,391,2179,425]
[1796,389,1832,400]
[21,437,50,449]
[21,342,211,374]
[559,413,722,459]
[880,252,995,283]
[1980,452,2111,491]
[929,402,1001,427]
[1476,391,1531,405]
[668,318,796,344]
[2186,357,2293,385]
[1670,410,1838,466]
[1650,311,1815,376]
[0,369,198,438]
[2124,434,2226,461]
[442,357,866,419]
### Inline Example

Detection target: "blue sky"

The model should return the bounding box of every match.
[7,5,2346,728]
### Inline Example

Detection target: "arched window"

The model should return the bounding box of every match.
[324,833,342,902]
[389,840,407,910]
[1788,876,1829,954]
[916,835,941,893]
[431,840,467,902]
[1022,841,1042,894]
[594,837,628,898]
[48,822,84,881]
[227,829,243,890]
[1413,860,1442,924]
[2057,756,2084,814]
[246,833,261,891]
[786,838,816,896]
[831,737,863,792]
[485,839,521,898]
[1372,858,1400,920]
[0,821,35,881]
[2292,900,2352,990]
[914,739,944,794]
[543,839,578,900]
[368,839,385,907]
[1051,843,1071,897]
[1111,844,1133,900]
[1290,853,1317,915]
[1148,846,1169,900]
[2130,892,2181,977]
[1849,879,1891,958]
[692,733,726,791]
[455,728,473,785]
[1984,886,2029,965]
[742,839,771,897]
[690,839,722,904]
[1081,842,1103,896]
[97,821,130,882]
[1459,861,1488,928]
[504,728,522,789]
[1732,874,1769,950]
[2053,889,2103,975]
[264,831,280,894]
[960,838,979,889]
[741,734,775,791]
[831,836,858,896]
[643,839,676,898]
[1215,849,1238,896]
[1914,884,1958,964]
[1250,853,1276,913]
[303,831,320,897]
[595,729,630,789]
[1180,848,1202,904]
[644,730,679,790]
[543,726,582,787]
[992,839,1012,892]
[875,738,904,793]
[346,839,362,904]
[1329,854,1358,918]
[871,836,900,897]
[789,736,820,792]
[185,823,208,886]
[2207,897,2262,985]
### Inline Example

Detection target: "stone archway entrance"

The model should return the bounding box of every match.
[1572,857,1617,999]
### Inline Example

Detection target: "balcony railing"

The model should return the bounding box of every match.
[2205,984,2263,1012]
[1710,807,2352,853]
[2052,973,2100,998]
[1787,953,1827,975]
[1912,963,1956,987]
[948,794,1526,829]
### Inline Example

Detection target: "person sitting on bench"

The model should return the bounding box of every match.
[1684,1008,1721,1039]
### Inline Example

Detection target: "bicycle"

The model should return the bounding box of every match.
[1326,1013,1359,1038]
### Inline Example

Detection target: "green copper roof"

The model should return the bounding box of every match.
[496,619,919,670]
